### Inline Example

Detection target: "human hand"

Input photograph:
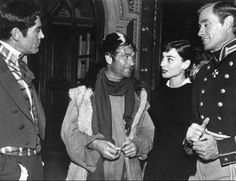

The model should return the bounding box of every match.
[186,118,209,142]
[193,133,219,160]
[121,139,138,158]
[91,140,120,160]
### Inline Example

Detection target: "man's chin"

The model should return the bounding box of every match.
[124,72,131,78]
[32,49,39,54]
[161,73,169,79]
[203,44,213,51]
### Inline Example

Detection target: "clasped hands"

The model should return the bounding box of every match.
[89,139,138,160]
[186,118,219,160]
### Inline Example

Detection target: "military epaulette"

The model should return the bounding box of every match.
[219,38,236,61]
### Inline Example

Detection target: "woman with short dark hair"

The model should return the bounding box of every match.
[144,40,198,180]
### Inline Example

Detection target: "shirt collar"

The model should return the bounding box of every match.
[0,40,21,57]
[166,78,191,88]
[0,40,23,66]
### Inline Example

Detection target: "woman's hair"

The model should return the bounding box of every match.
[163,40,196,77]
[0,0,40,40]
[101,32,136,57]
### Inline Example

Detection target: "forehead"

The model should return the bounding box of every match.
[163,48,180,57]
[198,6,219,23]
[116,45,135,54]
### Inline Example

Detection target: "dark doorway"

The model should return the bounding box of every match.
[29,0,104,152]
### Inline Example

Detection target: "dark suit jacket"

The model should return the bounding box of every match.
[0,55,46,149]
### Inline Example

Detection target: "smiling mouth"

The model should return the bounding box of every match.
[162,69,167,73]
[201,37,209,44]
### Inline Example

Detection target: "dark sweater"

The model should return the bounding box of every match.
[144,83,196,180]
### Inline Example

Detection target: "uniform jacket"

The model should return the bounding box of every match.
[193,38,236,166]
[61,85,155,180]
[0,55,46,149]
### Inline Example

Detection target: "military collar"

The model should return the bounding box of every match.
[218,38,236,62]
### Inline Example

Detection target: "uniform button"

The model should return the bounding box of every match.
[200,115,205,119]
[218,132,223,135]
[218,102,223,107]
[217,116,222,120]
[229,61,234,66]
[200,102,204,106]
[207,65,211,69]
[201,89,205,94]
[224,74,230,79]
[224,157,228,161]
[204,77,207,82]
[221,89,225,94]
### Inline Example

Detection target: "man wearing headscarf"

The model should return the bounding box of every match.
[61,32,154,180]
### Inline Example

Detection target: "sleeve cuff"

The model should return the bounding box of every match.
[217,137,236,166]
[85,133,104,146]
[132,136,150,160]
[183,137,194,155]
[132,137,143,155]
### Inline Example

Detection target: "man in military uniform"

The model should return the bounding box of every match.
[185,1,236,180]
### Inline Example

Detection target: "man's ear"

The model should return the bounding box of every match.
[224,15,234,31]
[181,59,191,70]
[11,28,22,41]
[105,54,113,65]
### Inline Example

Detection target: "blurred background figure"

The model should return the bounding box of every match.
[189,49,211,81]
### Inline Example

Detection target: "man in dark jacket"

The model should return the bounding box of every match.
[185,1,236,180]
[0,0,45,180]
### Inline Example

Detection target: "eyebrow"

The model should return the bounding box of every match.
[120,52,135,56]
[166,55,175,58]
[199,19,209,24]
